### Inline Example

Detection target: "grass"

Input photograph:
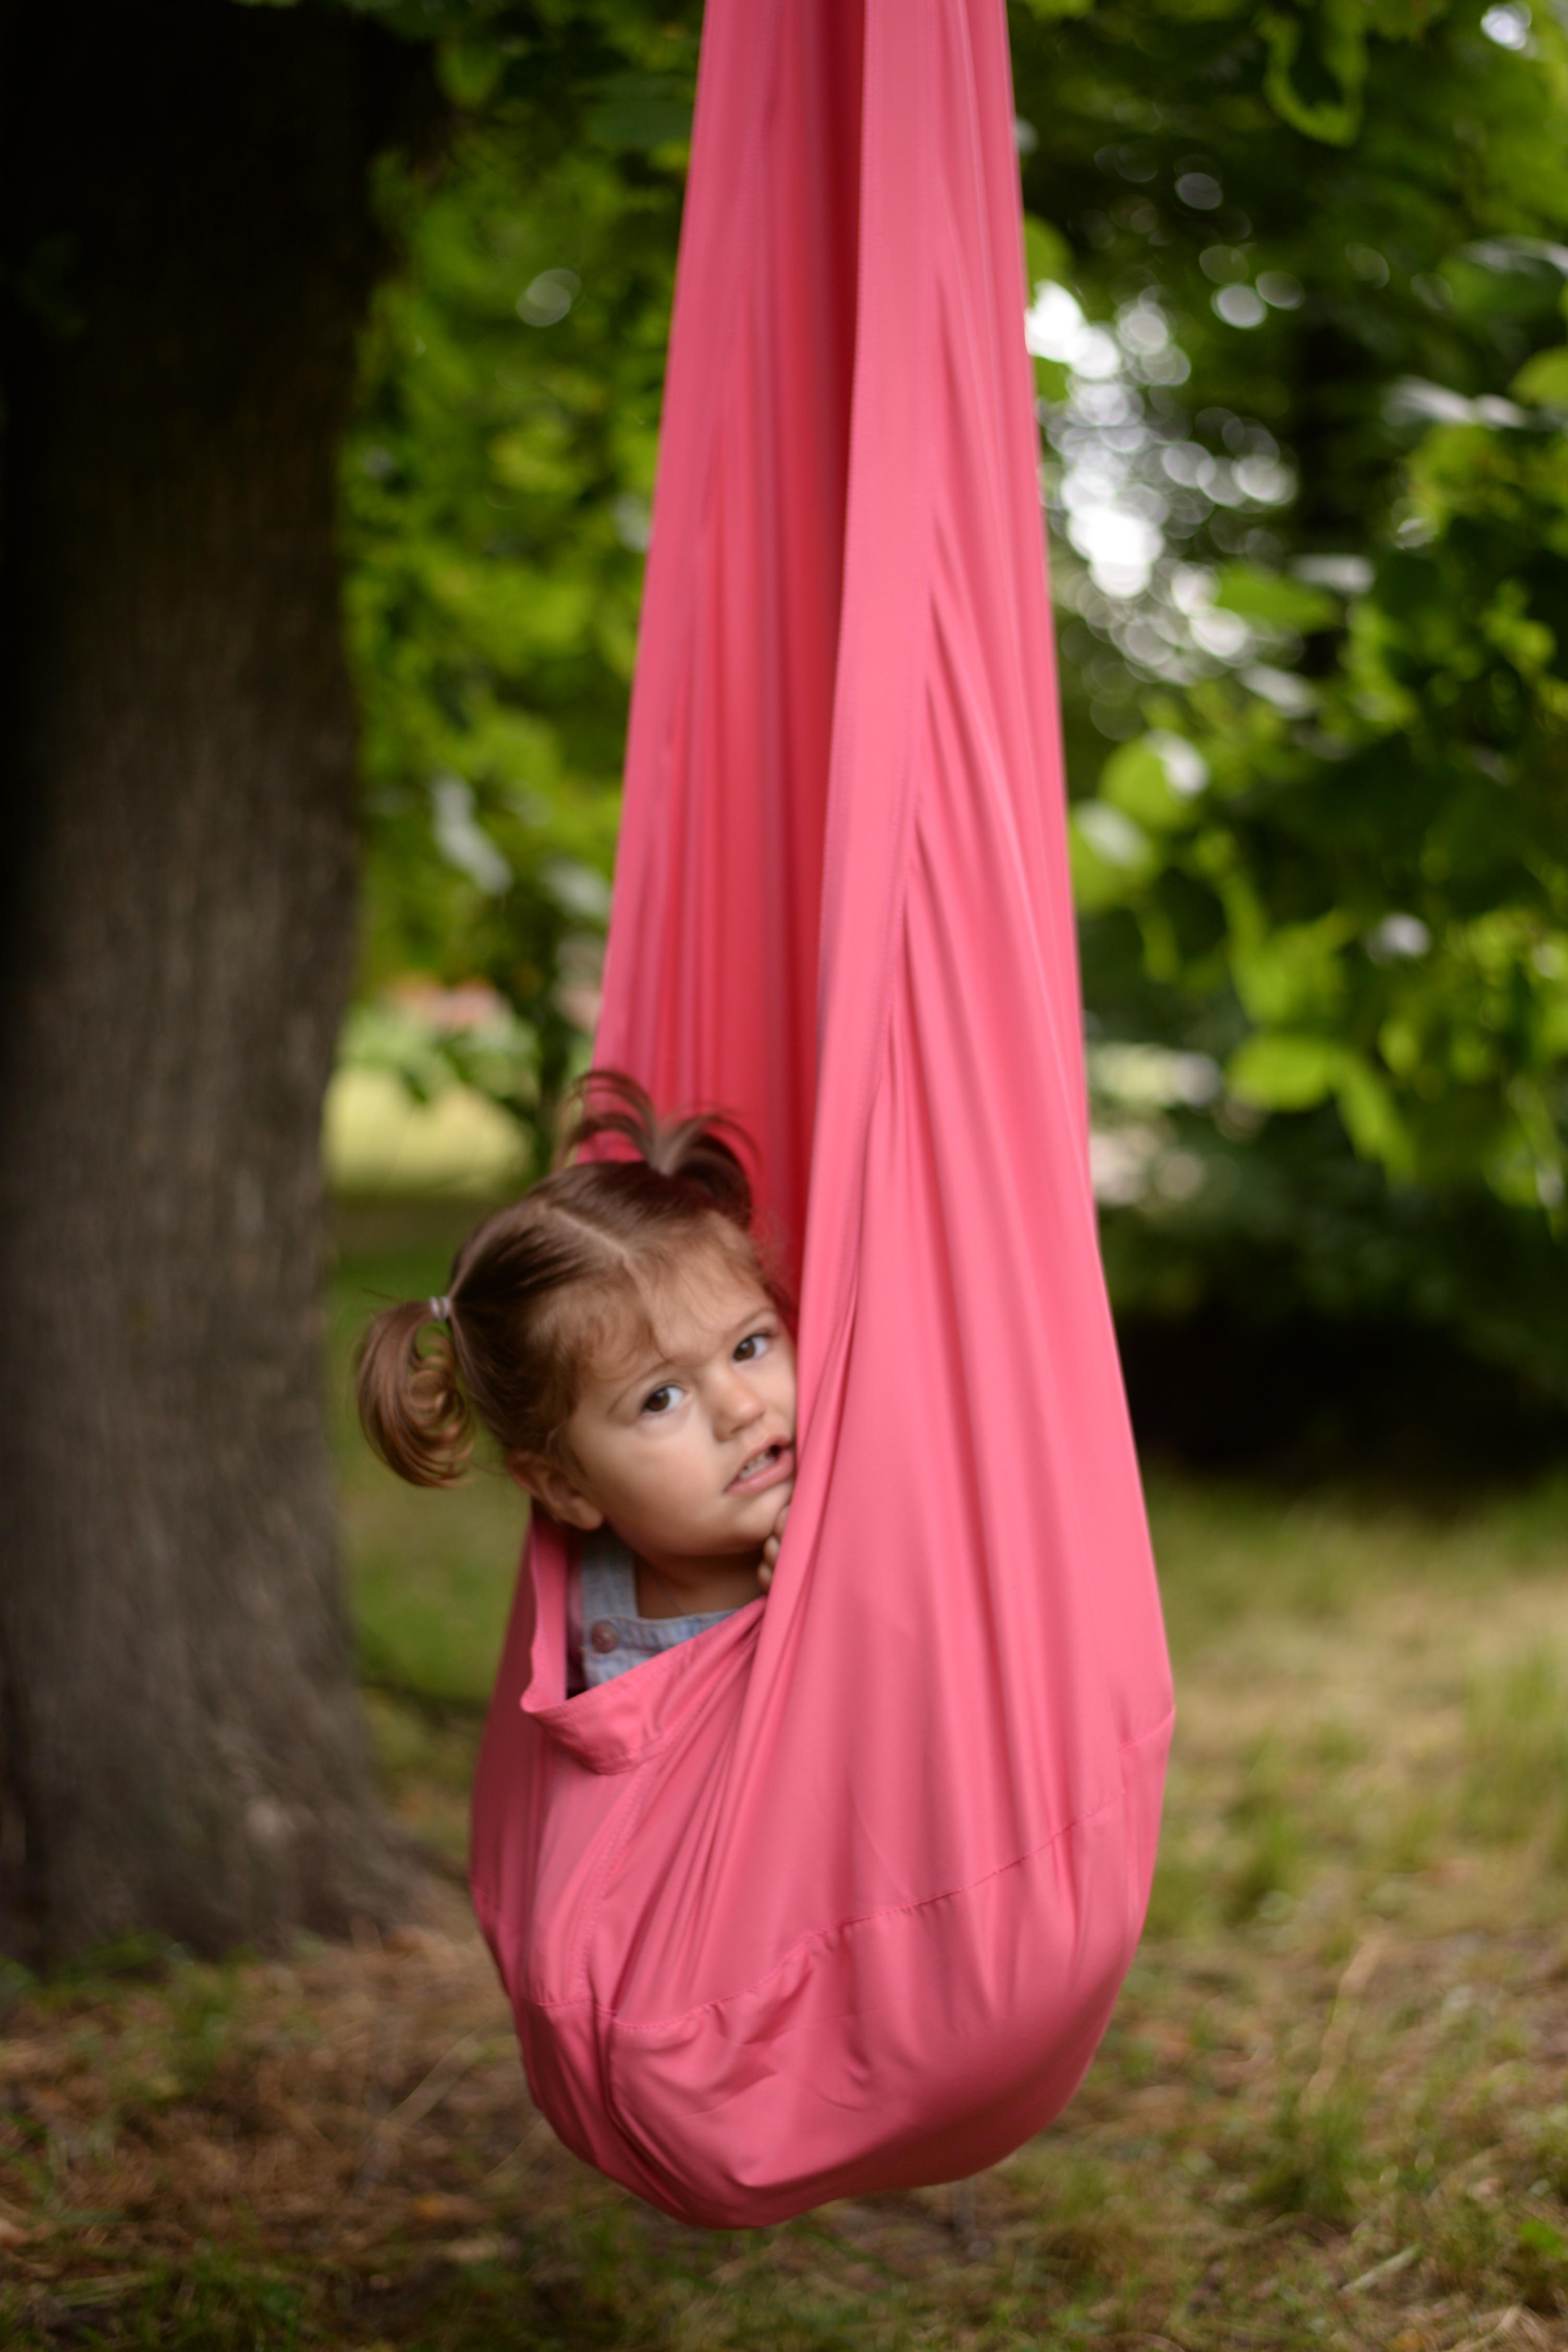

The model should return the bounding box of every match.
[1,1234,1566,2346]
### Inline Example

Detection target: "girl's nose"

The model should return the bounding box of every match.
[712,1370,766,1439]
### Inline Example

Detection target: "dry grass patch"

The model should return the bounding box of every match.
[3,1473,1567,2347]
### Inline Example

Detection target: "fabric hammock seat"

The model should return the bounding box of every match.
[470,0,1174,2230]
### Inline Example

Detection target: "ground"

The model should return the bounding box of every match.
[2,1234,1566,2348]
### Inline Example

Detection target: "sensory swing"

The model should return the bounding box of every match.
[469,0,1174,2229]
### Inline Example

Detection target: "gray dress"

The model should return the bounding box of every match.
[569,1527,744,1691]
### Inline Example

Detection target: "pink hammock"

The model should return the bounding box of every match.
[470,0,1173,2227]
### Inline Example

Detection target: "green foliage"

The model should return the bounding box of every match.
[338,989,540,1125]
[342,3,699,1172]
[335,0,1568,1398]
[1143,406,1568,1204]
[1009,0,1568,1388]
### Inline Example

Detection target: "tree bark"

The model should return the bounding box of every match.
[0,0,435,1956]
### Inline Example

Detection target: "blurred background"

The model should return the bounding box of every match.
[332,0,1568,1482]
[4,0,1568,2344]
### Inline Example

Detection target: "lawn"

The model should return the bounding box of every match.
[1,1235,1565,2348]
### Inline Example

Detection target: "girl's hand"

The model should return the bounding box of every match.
[757,1499,790,1592]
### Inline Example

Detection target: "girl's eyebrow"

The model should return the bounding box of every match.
[605,1301,775,1410]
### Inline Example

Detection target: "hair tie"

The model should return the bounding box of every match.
[429,1296,452,1324]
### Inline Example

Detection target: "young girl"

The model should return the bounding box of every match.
[356,1074,794,1692]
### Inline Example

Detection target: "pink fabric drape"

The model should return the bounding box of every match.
[470,0,1173,2227]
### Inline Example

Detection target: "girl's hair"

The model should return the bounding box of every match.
[355,1071,771,1489]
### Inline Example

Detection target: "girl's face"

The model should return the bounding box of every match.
[523,1244,797,1574]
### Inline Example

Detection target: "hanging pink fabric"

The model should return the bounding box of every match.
[470,0,1173,2227]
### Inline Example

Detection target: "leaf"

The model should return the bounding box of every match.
[1512,346,1568,406]
[584,78,693,152]
[1258,0,1368,145]
[1032,353,1073,404]
[1069,801,1158,910]
[1332,1055,1411,1173]
[439,43,506,109]
[1227,1032,1343,1109]
[1024,213,1073,289]
[1214,565,1341,634]
[1231,913,1352,1025]
[1100,738,1195,832]
[1228,1037,1412,1170]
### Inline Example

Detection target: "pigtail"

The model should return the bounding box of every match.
[562,1069,754,1228]
[356,1297,474,1488]
[656,1113,754,1225]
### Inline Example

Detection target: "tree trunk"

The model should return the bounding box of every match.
[0,0,435,1956]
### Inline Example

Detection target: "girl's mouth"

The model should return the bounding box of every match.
[727,1440,794,1495]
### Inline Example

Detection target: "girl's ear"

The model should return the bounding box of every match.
[507,1453,605,1532]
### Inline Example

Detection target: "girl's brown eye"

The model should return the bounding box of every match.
[643,1385,679,1415]
[734,1331,770,1363]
